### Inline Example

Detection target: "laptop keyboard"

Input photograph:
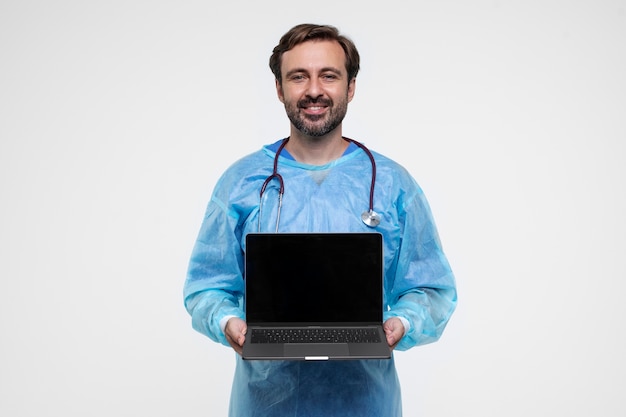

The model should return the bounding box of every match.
[251,327,382,344]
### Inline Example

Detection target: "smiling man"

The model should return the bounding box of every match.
[184,23,457,417]
[278,39,354,139]
[271,31,357,165]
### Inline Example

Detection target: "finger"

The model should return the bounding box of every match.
[226,333,244,355]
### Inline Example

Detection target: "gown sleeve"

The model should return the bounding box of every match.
[382,175,457,351]
[183,192,246,347]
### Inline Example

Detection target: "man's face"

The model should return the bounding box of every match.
[276,40,355,138]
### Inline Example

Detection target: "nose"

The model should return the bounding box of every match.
[305,77,323,99]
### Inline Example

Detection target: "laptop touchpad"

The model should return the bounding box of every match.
[285,343,349,357]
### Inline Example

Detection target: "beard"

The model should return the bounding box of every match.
[284,94,349,137]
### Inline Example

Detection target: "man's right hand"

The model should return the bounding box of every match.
[224,317,247,355]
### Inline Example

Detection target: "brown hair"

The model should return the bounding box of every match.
[269,24,360,83]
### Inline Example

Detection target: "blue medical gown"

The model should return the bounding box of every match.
[184,141,457,417]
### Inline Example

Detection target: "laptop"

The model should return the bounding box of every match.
[242,232,391,361]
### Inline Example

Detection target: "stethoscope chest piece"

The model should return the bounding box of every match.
[361,210,381,228]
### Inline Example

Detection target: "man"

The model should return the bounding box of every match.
[184,23,457,416]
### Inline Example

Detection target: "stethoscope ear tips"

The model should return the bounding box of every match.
[361,210,381,228]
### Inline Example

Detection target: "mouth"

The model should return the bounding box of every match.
[299,100,330,116]
[303,105,327,114]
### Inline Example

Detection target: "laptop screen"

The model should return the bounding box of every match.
[245,233,383,324]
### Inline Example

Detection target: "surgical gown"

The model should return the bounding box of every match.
[184,140,457,417]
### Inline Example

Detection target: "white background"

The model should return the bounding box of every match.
[1,1,625,416]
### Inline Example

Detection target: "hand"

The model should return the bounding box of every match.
[383,317,405,350]
[225,317,247,356]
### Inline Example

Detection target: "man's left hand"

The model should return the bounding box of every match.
[383,317,405,350]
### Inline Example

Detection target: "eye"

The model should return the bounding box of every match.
[289,74,306,82]
[321,73,338,81]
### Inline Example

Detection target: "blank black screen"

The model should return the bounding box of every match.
[245,233,383,324]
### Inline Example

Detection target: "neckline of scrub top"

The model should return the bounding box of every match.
[266,139,359,161]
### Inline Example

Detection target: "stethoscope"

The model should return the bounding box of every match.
[258,136,380,232]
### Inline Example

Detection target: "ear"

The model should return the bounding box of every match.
[347,78,356,103]
[275,79,285,103]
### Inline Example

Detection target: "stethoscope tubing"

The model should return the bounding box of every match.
[345,137,377,214]
[258,137,378,232]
